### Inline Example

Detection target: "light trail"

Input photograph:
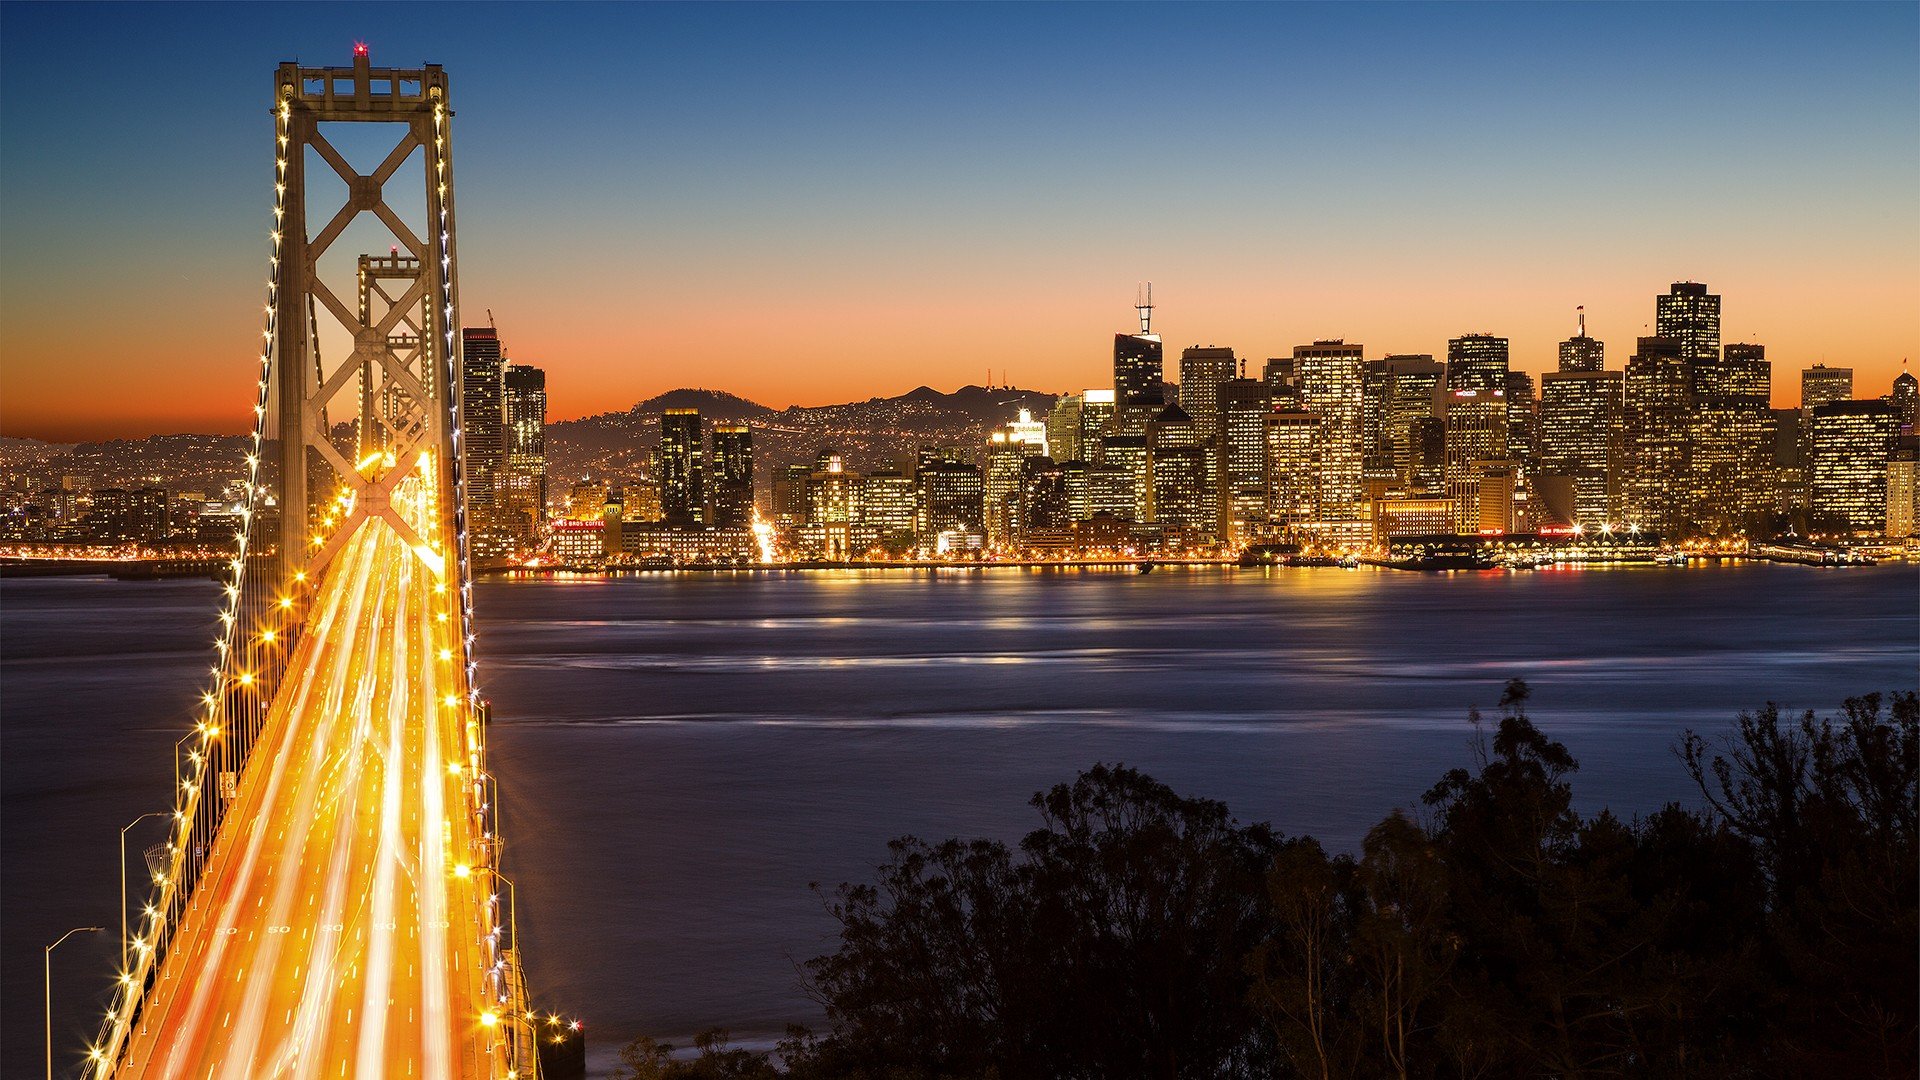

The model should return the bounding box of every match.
[113,472,505,1076]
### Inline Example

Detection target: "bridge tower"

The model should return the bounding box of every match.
[87,49,539,1077]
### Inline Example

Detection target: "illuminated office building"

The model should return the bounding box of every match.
[500,364,547,547]
[1046,394,1084,464]
[459,327,506,549]
[708,423,754,528]
[1690,343,1771,535]
[1219,378,1273,543]
[1801,364,1853,411]
[985,426,1045,543]
[1506,369,1538,478]
[859,469,916,545]
[1178,346,1238,441]
[1538,370,1623,528]
[914,448,984,537]
[1297,340,1367,542]
[1376,355,1441,486]
[1146,404,1214,538]
[1891,368,1918,433]
[1888,443,1916,540]
[1078,389,1117,461]
[1444,334,1509,533]
[1619,337,1690,533]
[1265,411,1320,537]
[1656,282,1721,366]
[659,408,706,525]
[1810,401,1897,535]
[1016,457,1070,540]
[1559,309,1604,373]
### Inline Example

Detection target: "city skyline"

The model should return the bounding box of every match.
[3,2,1918,440]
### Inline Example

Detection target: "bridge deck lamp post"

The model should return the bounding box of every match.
[120,812,169,970]
[46,926,104,1080]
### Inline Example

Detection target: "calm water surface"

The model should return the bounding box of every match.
[3,563,1913,1071]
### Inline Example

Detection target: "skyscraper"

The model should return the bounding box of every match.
[1802,364,1854,410]
[1078,389,1117,462]
[1656,282,1721,366]
[914,448,984,539]
[708,423,754,528]
[1146,404,1214,539]
[1264,411,1320,537]
[1893,367,1919,433]
[1380,355,1443,487]
[1444,334,1509,533]
[1113,288,1165,408]
[659,408,705,525]
[1538,370,1623,528]
[1558,308,1604,373]
[1045,394,1084,464]
[1219,378,1273,543]
[1296,341,1367,543]
[1619,336,1690,533]
[1178,346,1238,442]
[1689,343,1771,535]
[500,364,548,547]
[460,327,506,551]
[1810,401,1897,535]
[985,425,1043,543]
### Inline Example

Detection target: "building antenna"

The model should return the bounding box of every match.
[1136,282,1154,335]
[1577,305,1585,337]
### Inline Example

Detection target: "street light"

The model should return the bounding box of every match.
[46,926,104,1080]
[120,812,170,970]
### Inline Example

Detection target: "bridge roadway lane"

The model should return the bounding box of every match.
[116,510,499,1077]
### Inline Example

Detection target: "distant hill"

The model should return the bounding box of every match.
[547,384,1061,484]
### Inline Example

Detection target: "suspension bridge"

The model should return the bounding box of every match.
[81,50,545,1078]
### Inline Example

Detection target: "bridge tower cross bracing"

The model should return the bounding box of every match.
[88,49,538,1078]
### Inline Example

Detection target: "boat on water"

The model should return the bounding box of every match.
[1136,561,1154,574]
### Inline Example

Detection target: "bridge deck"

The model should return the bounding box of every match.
[116,500,501,1076]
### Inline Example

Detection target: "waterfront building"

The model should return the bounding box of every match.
[1810,401,1897,535]
[859,469,916,547]
[1558,309,1604,373]
[914,449,984,538]
[1538,370,1623,529]
[1802,364,1854,411]
[1219,378,1273,543]
[808,451,861,558]
[500,364,548,548]
[1178,346,1239,441]
[1444,334,1509,533]
[1371,495,1455,544]
[659,408,706,525]
[1690,343,1771,535]
[708,423,755,528]
[460,327,507,553]
[550,518,606,564]
[1619,336,1690,533]
[1297,340,1367,542]
[1265,411,1321,538]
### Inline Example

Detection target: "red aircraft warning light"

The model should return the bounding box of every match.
[353,41,369,58]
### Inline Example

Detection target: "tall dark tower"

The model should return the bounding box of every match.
[461,327,506,548]
[1113,284,1165,407]
[1558,306,1604,373]
[502,364,548,545]
[709,423,755,527]
[659,408,706,525]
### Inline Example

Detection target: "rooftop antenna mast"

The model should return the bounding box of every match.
[1577,305,1586,337]
[1136,282,1154,335]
